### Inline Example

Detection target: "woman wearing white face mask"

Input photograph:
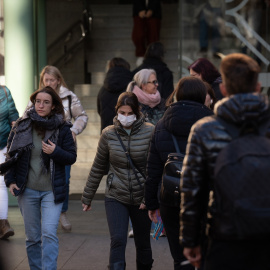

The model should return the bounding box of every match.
[127,69,166,126]
[82,92,155,270]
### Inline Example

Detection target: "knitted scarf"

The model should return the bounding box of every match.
[7,106,64,173]
[132,85,161,108]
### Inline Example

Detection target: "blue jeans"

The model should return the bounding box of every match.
[61,165,71,213]
[105,197,153,265]
[18,188,63,270]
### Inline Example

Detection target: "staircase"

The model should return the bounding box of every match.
[70,3,179,195]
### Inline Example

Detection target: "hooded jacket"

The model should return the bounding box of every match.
[82,115,154,206]
[180,93,270,247]
[145,100,213,210]
[97,66,133,132]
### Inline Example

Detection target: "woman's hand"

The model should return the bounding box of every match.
[148,209,160,223]
[145,10,153,18]
[71,131,76,142]
[82,203,91,212]
[139,203,146,210]
[42,140,56,154]
[9,183,20,196]
[138,10,146,18]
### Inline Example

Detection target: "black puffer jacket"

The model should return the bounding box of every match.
[97,66,133,132]
[5,122,77,203]
[145,100,213,210]
[132,58,174,100]
[180,93,270,247]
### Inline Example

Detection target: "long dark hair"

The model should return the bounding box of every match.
[166,77,207,106]
[115,92,141,119]
[188,58,221,84]
[30,86,65,118]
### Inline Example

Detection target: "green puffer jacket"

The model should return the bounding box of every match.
[0,86,19,150]
[82,115,154,206]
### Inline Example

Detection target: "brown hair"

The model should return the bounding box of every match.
[220,53,260,95]
[204,82,216,110]
[115,92,141,119]
[30,86,65,118]
[166,76,207,106]
[108,57,130,70]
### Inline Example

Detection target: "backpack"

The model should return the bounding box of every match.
[214,117,270,239]
[160,134,185,207]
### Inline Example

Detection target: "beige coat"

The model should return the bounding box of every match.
[59,86,88,135]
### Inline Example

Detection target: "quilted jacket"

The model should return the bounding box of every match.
[180,93,270,247]
[82,115,154,206]
[0,86,19,150]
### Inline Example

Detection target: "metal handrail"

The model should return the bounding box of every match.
[47,7,93,67]
[48,20,84,52]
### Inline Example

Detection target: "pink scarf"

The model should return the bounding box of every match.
[132,85,161,108]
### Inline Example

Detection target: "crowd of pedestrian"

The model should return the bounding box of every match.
[0,36,269,270]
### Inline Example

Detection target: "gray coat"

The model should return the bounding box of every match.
[82,115,154,206]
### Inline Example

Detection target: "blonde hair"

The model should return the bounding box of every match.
[39,65,68,92]
[126,68,156,92]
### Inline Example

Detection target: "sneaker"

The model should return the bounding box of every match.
[60,212,72,231]
[128,229,134,238]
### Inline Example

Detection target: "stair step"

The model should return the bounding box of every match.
[74,84,101,97]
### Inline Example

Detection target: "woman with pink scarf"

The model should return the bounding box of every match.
[127,69,166,126]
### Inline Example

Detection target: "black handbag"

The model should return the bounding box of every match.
[160,134,185,207]
[0,151,21,176]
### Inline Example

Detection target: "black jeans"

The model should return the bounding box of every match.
[160,204,194,270]
[105,197,153,265]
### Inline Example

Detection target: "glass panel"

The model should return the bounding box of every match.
[179,0,270,88]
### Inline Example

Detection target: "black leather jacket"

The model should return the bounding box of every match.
[180,93,270,247]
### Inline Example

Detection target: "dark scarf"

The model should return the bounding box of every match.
[7,106,64,173]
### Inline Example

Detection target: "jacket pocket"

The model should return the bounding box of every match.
[107,173,114,190]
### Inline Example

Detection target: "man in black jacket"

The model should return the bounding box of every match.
[180,53,270,270]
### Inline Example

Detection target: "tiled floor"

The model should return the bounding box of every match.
[0,200,174,270]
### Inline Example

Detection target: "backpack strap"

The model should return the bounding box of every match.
[1,86,8,99]
[114,128,145,189]
[68,95,73,119]
[171,134,182,154]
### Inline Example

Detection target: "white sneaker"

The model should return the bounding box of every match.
[60,212,72,231]
[128,229,134,238]
[136,57,144,67]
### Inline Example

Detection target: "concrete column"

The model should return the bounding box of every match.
[34,0,47,83]
[4,0,35,115]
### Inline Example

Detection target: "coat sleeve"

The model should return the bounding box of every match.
[180,123,210,248]
[145,126,164,210]
[6,87,19,123]
[81,129,110,205]
[4,127,17,187]
[69,92,88,135]
[49,126,77,165]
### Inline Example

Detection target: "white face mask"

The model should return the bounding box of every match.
[117,113,137,127]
